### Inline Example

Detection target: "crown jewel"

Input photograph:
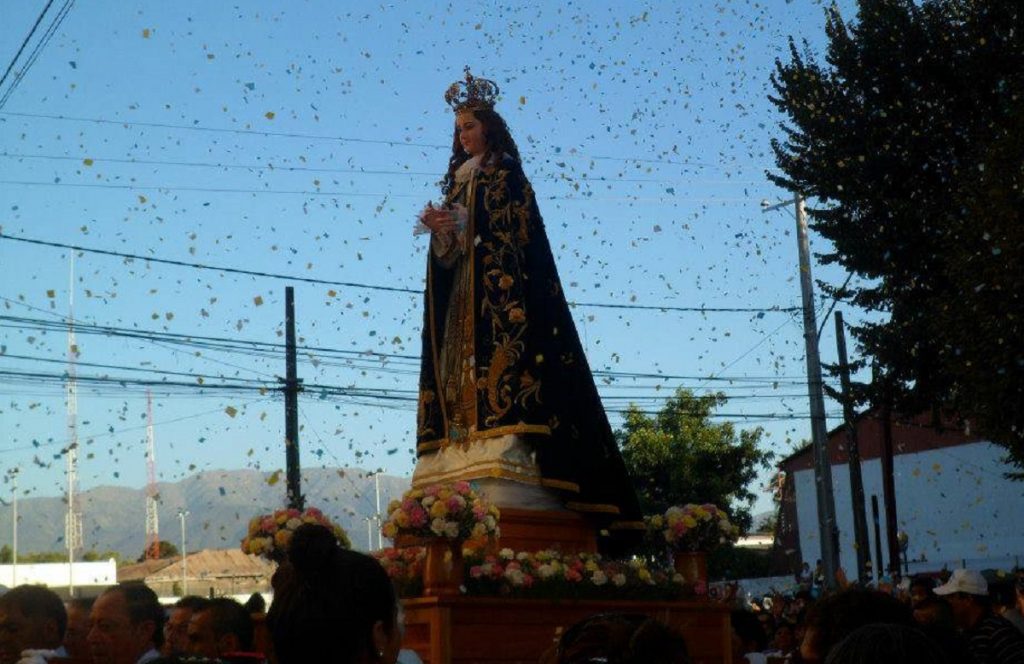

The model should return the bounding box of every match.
[445,66,500,113]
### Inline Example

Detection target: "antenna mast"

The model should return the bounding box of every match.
[65,254,83,596]
[144,390,160,559]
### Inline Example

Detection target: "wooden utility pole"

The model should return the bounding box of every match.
[879,385,900,575]
[762,195,840,589]
[283,287,304,510]
[835,312,870,584]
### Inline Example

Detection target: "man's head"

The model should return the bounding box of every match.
[0,585,67,664]
[63,597,95,659]
[162,596,209,656]
[798,588,913,664]
[87,583,164,664]
[933,569,989,628]
[186,597,254,657]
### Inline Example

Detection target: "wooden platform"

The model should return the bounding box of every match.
[402,596,732,664]
[495,507,597,553]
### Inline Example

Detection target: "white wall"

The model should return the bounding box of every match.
[794,440,1024,573]
[0,560,118,590]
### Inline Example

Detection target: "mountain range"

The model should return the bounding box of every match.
[0,467,411,558]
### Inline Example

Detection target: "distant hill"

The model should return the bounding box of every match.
[0,468,411,558]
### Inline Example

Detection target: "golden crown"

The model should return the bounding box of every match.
[444,66,500,113]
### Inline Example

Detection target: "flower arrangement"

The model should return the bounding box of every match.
[381,481,499,542]
[241,506,350,562]
[646,503,740,553]
[373,545,689,600]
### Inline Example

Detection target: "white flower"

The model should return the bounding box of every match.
[430,517,447,536]
[591,570,608,586]
[537,563,556,579]
[499,547,515,560]
[672,573,685,585]
[612,573,627,587]
[516,551,531,562]
[505,568,525,586]
[485,515,497,530]
[443,521,460,538]
[422,496,436,507]
[285,517,303,530]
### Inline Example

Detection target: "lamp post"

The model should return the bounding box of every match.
[177,509,189,595]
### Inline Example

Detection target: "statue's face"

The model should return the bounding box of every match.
[456,111,486,157]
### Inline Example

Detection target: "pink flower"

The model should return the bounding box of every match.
[453,481,471,495]
[565,569,583,583]
[470,565,484,579]
[424,484,441,497]
[408,506,428,527]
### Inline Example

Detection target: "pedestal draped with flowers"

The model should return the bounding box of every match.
[241,507,350,564]
[646,503,738,596]
[382,481,499,596]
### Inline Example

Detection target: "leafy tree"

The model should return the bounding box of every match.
[136,540,180,562]
[83,549,123,564]
[21,551,66,563]
[769,1,1023,467]
[615,388,774,533]
[0,545,10,563]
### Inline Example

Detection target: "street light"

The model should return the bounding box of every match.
[177,509,189,595]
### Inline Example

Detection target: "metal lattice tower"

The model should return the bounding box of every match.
[144,390,160,560]
[65,255,83,595]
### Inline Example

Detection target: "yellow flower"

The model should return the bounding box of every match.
[682,516,698,529]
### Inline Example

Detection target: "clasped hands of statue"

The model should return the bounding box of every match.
[417,201,468,235]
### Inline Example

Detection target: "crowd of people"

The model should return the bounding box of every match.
[721,566,1024,663]
[1,528,1024,662]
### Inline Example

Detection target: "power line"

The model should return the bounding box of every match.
[0,178,756,205]
[0,110,744,171]
[0,151,761,186]
[2,312,831,387]
[0,0,56,90]
[0,1,75,110]
[0,233,800,314]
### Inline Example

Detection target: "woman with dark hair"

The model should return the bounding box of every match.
[266,524,401,664]
[413,68,641,537]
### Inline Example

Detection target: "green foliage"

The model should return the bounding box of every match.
[82,549,123,564]
[20,551,67,563]
[137,540,180,562]
[708,546,773,581]
[0,545,10,564]
[615,388,774,533]
[769,1,1024,466]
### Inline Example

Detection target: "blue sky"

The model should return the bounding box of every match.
[0,0,861,518]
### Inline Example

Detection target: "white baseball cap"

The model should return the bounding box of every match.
[934,569,988,596]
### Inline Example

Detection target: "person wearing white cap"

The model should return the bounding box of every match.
[934,569,1024,663]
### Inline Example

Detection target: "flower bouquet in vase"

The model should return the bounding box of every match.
[382,481,499,596]
[646,503,739,594]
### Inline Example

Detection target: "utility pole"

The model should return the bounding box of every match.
[282,287,304,510]
[11,470,17,587]
[65,254,83,597]
[879,381,900,575]
[835,312,870,584]
[178,509,189,595]
[375,472,383,550]
[871,495,884,582]
[763,195,839,588]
